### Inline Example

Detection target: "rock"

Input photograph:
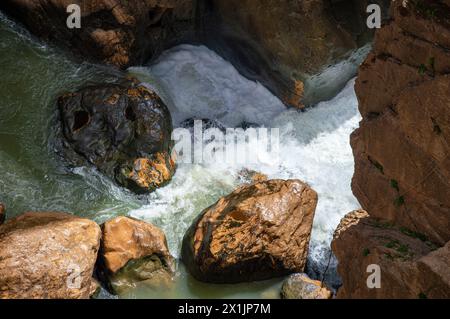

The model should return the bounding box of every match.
[0,203,5,225]
[58,80,175,194]
[0,0,197,68]
[332,210,450,298]
[237,169,268,184]
[98,216,175,295]
[352,1,450,245]
[181,179,318,283]
[281,273,332,299]
[203,0,390,107]
[0,212,101,299]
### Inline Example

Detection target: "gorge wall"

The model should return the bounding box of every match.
[332,0,450,298]
[0,0,389,107]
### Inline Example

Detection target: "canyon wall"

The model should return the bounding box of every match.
[202,0,390,107]
[332,0,450,298]
[0,0,390,107]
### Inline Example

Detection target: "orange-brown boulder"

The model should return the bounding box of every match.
[332,210,450,299]
[0,212,101,299]
[281,273,332,299]
[181,179,318,283]
[98,216,175,294]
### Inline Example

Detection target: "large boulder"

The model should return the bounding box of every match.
[98,216,175,295]
[0,203,5,225]
[0,0,197,68]
[281,273,332,299]
[0,212,101,299]
[203,0,390,107]
[181,179,318,283]
[332,210,450,298]
[58,80,175,194]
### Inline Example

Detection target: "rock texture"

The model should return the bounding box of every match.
[181,179,318,283]
[0,212,101,299]
[98,216,174,294]
[0,203,5,225]
[352,0,450,246]
[1,0,391,107]
[333,1,450,299]
[203,0,390,107]
[0,0,197,68]
[281,273,332,299]
[332,210,450,298]
[58,79,175,194]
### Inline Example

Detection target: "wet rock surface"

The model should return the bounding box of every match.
[98,216,175,295]
[182,179,317,283]
[58,80,175,194]
[0,0,197,68]
[203,0,390,107]
[0,212,101,299]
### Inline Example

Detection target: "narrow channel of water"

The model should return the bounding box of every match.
[0,13,361,298]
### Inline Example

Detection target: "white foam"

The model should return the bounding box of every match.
[127,44,361,279]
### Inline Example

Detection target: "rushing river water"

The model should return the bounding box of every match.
[0,13,362,298]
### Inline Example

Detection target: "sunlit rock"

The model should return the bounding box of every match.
[182,179,317,283]
[0,212,101,299]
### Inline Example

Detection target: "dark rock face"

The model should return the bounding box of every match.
[58,80,175,193]
[1,0,390,108]
[0,0,197,68]
[202,0,390,107]
[181,179,317,283]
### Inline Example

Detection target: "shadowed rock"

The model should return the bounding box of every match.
[58,80,175,193]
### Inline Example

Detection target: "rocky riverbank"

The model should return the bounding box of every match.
[332,0,450,298]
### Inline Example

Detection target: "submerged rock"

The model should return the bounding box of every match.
[0,212,101,299]
[58,80,175,194]
[0,0,197,68]
[332,210,450,298]
[281,273,332,299]
[0,202,5,225]
[182,179,318,283]
[98,216,175,295]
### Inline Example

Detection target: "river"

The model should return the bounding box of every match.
[0,13,361,299]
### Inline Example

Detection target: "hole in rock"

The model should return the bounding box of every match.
[125,106,137,121]
[72,110,90,131]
